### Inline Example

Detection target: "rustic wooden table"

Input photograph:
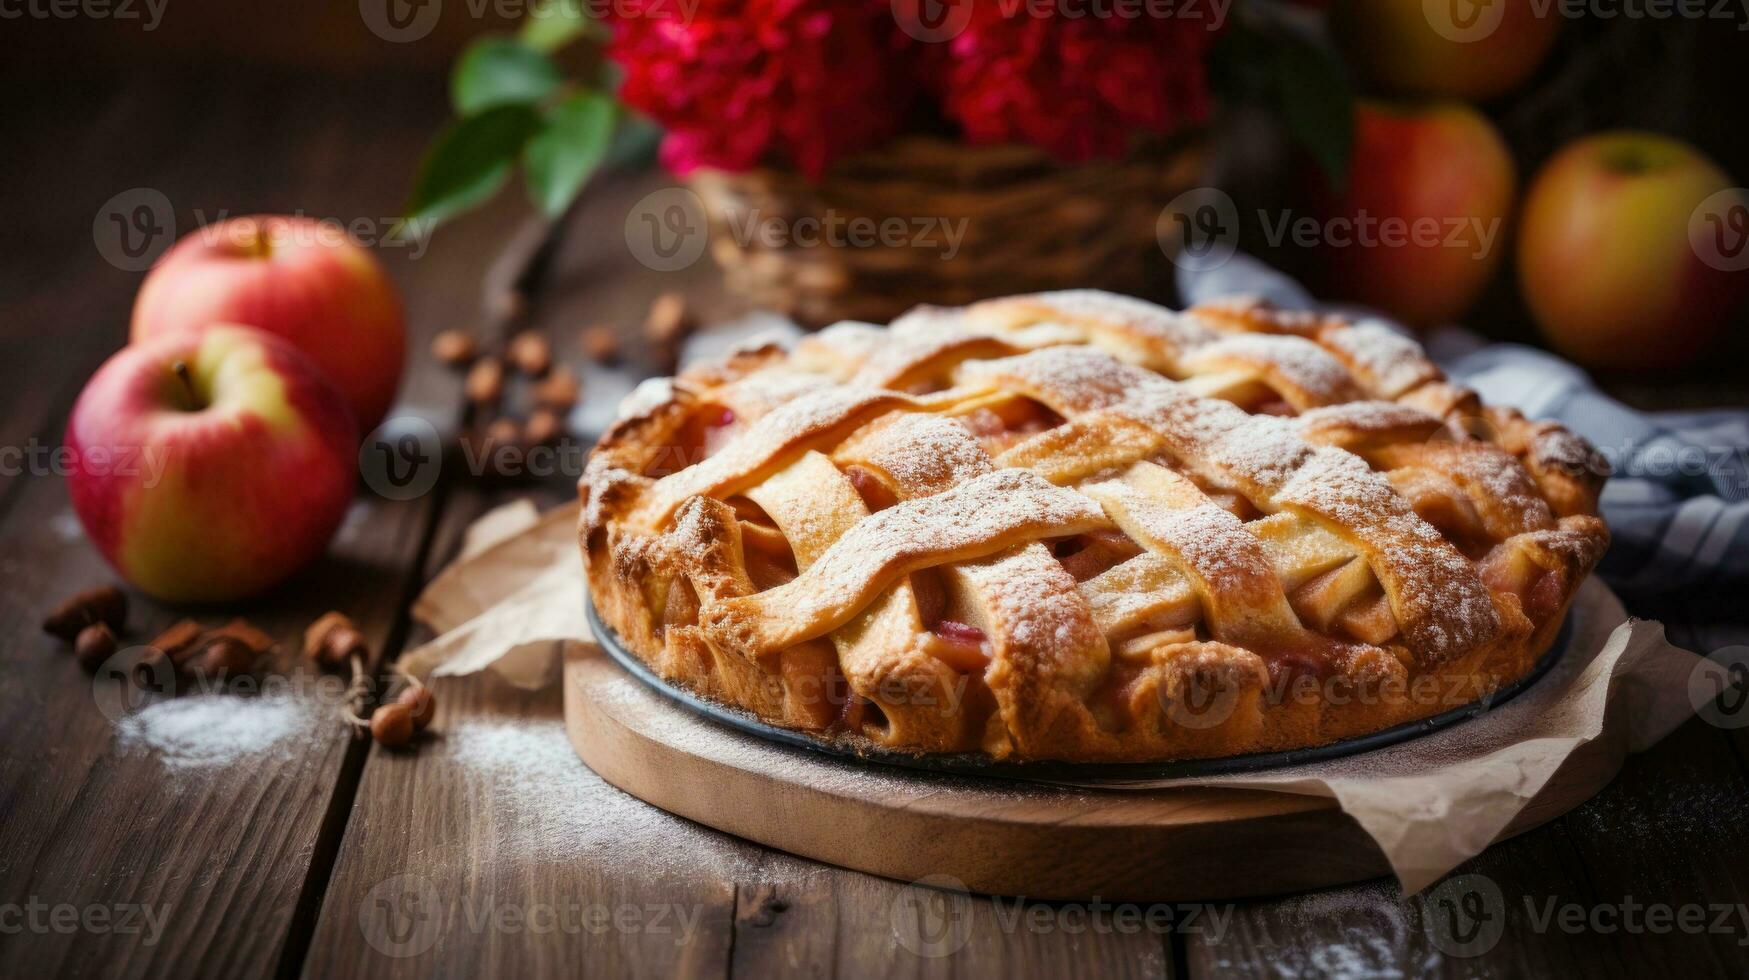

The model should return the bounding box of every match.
[4,66,1748,980]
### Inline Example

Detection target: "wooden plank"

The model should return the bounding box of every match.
[0,65,502,979]
[1182,826,1618,979]
[728,862,1175,979]
[1547,613,1749,973]
[300,479,744,978]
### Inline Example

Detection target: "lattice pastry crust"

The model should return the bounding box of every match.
[581,292,1608,762]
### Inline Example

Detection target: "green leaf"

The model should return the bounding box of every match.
[524,91,619,218]
[519,2,602,53]
[1208,21,1355,191]
[1269,34,1356,191]
[451,36,562,115]
[403,104,544,230]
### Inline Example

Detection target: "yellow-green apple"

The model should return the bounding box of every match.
[1330,0,1561,101]
[1309,101,1515,328]
[1518,132,1748,370]
[131,214,406,431]
[65,325,358,602]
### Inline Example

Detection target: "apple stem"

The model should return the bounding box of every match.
[171,360,199,411]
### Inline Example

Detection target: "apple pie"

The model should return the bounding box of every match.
[581,292,1608,762]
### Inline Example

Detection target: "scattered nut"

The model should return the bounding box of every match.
[207,618,276,657]
[507,331,553,376]
[581,324,621,365]
[148,619,205,661]
[430,329,480,368]
[487,417,524,450]
[523,409,563,447]
[397,686,436,730]
[531,365,580,411]
[645,292,696,346]
[464,356,505,406]
[43,585,127,640]
[645,293,695,374]
[74,623,117,671]
[370,701,416,748]
[133,647,172,687]
[305,612,368,669]
[193,636,255,679]
[460,419,524,475]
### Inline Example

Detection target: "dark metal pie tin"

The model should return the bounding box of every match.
[585,600,1575,783]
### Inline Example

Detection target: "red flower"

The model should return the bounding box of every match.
[931,4,1220,161]
[605,0,913,178]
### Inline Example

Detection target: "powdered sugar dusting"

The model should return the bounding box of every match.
[1321,320,1441,398]
[648,386,905,520]
[1197,880,1438,979]
[849,413,993,497]
[961,346,1155,414]
[1296,402,1442,444]
[710,469,1108,652]
[1184,333,1359,405]
[445,716,760,874]
[114,691,319,771]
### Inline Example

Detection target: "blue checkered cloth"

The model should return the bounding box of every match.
[1179,256,1749,602]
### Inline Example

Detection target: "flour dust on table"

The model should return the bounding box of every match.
[113,690,320,772]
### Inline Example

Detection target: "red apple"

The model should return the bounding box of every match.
[1310,101,1516,328]
[65,325,359,602]
[131,214,406,431]
[1330,0,1561,101]
[1518,132,1748,370]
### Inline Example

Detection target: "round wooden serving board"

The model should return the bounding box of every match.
[562,649,1609,902]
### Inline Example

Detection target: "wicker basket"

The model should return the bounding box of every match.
[687,134,1209,326]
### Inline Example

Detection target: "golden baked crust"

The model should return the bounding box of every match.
[580,291,1609,763]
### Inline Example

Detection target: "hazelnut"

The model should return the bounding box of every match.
[195,637,255,679]
[532,365,580,411]
[371,702,416,748]
[207,618,275,657]
[523,409,563,447]
[74,623,117,671]
[43,585,127,640]
[148,618,205,664]
[464,357,505,406]
[483,415,522,449]
[324,627,369,668]
[644,292,695,346]
[507,331,553,377]
[645,294,695,374]
[397,686,437,730]
[305,612,368,669]
[430,329,480,368]
[581,325,621,365]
